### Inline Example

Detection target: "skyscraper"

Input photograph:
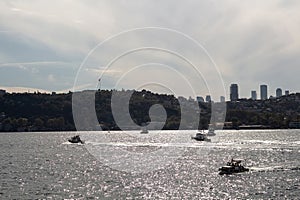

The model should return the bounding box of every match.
[260,84,268,100]
[251,90,257,100]
[276,88,282,98]
[205,95,211,102]
[285,90,289,96]
[220,96,225,102]
[230,84,239,101]
[196,96,204,102]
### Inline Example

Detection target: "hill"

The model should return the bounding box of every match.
[0,90,299,131]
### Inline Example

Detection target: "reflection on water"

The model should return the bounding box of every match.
[0,130,299,199]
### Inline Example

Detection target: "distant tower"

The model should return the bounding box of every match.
[260,84,268,100]
[230,84,239,101]
[251,90,257,100]
[205,95,211,102]
[285,90,289,96]
[276,88,282,98]
[220,96,225,102]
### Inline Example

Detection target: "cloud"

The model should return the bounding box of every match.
[84,68,122,76]
[0,0,115,55]
[47,74,56,82]
[0,0,300,98]
[0,61,67,67]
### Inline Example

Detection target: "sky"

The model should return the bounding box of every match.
[1,0,300,100]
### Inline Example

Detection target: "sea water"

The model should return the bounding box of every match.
[0,130,299,199]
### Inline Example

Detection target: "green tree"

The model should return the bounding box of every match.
[34,118,44,128]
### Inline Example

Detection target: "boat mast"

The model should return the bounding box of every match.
[97,78,101,91]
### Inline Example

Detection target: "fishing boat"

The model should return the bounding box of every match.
[68,135,84,144]
[219,159,249,175]
[207,127,216,136]
[191,131,211,142]
[140,126,149,134]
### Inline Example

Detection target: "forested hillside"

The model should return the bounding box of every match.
[0,90,299,131]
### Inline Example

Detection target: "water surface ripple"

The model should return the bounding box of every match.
[0,130,299,199]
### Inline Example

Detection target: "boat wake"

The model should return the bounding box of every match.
[249,166,300,172]
[62,141,84,145]
[85,141,215,148]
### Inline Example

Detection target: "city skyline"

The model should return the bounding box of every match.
[197,82,294,102]
[0,81,296,103]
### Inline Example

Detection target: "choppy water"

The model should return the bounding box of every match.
[0,130,299,199]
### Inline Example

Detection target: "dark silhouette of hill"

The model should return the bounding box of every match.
[0,90,299,132]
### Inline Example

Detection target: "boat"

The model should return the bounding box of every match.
[207,127,216,136]
[68,135,84,144]
[191,131,211,142]
[218,159,249,175]
[140,126,148,134]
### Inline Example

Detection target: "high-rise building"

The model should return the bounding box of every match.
[205,95,211,102]
[251,90,257,100]
[196,96,204,102]
[230,84,239,101]
[260,84,268,100]
[276,88,282,98]
[220,96,225,102]
[285,90,290,96]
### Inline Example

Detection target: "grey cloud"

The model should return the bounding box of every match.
[0,0,299,98]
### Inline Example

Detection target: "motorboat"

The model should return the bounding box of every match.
[140,126,148,134]
[191,132,211,142]
[207,127,216,136]
[68,135,84,144]
[219,159,249,175]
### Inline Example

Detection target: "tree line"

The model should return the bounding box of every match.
[0,90,299,132]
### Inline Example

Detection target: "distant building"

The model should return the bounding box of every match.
[0,112,5,121]
[260,84,268,100]
[285,90,290,96]
[0,89,6,96]
[289,122,300,129]
[276,88,282,98]
[220,96,225,102]
[178,96,187,102]
[196,96,204,102]
[251,90,257,100]
[205,95,211,102]
[230,84,239,101]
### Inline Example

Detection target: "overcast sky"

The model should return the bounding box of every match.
[1,0,300,100]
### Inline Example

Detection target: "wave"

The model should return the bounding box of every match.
[241,140,289,145]
[249,166,300,172]
[86,141,214,148]
[241,139,300,145]
[79,140,299,151]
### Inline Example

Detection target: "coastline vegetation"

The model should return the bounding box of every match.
[0,90,299,132]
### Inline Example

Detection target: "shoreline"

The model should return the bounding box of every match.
[0,128,299,133]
